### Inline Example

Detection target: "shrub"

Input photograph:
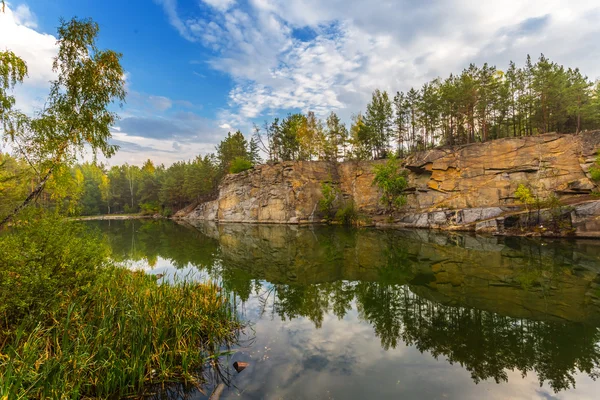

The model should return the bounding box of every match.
[590,153,600,181]
[318,182,340,220]
[140,201,160,215]
[372,156,408,212]
[123,204,138,214]
[515,184,535,207]
[161,207,173,218]
[0,215,109,326]
[335,201,360,226]
[229,157,253,174]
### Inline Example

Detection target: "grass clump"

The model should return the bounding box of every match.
[0,215,241,399]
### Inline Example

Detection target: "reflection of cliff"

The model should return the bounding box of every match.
[98,220,600,393]
[210,223,600,324]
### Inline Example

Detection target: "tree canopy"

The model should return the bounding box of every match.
[0,17,125,225]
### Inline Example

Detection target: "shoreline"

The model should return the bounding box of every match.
[70,214,156,221]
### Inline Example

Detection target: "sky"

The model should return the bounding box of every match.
[1,0,600,166]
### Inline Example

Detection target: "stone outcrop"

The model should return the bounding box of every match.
[182,131,600,236]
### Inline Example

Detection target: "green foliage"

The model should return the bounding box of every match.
[0,216,240,398]
[589,153,600,181]
[318,182,339,220]
[334,201,360,226]
[0,214,109,325]
[230,156,253,174]
[139,201,160,215]
[514,184,572,231]
[515,184,535,206]
[217,130,258,174]
[362,89,394,159]
[372,157,409,212]
[0,17,126,224]
[0,50,28,121]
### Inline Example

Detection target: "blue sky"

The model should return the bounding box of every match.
[1,0,600,165]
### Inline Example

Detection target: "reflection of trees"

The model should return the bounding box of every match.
[92,220,220,270]
[391,291,600,392]
[94,220,600,392]
[260,280,600,392]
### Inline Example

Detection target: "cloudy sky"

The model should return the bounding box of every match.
[1,0,599,165]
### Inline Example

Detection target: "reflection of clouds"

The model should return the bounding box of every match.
[121,257,212,284]
[217,285,600,400]
[101,221,600,399]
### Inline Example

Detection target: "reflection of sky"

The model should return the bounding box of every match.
[202,292,599,400]
[121,257,213,284]
[122,257,600,400]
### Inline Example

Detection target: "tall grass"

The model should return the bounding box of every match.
[0,215,241,398]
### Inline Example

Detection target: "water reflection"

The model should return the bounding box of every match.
[90,220,600,397]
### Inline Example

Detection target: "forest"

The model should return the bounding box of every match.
[2,54,600,217]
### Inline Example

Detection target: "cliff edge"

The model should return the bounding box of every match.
[181,131,600,237]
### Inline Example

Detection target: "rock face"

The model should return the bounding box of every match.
[183,131,600,235]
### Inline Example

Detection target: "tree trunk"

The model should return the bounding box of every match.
[0,165,55,227]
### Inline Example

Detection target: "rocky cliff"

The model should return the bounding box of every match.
[182,131,600,236]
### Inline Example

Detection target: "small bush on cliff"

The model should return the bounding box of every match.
[335,201,360,226]
[318,182,340,220]
[515,184,536,207]
[229,157,253,174]
[372,156,408,212]
[590,153,600,181]
[514,184,571,231]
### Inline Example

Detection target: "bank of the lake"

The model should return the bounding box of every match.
[70,214,155,221]
[0,217,242,399]
[91,219,600,399]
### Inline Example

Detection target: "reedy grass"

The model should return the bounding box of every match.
[1,268,241,399]
[0,215,242,399]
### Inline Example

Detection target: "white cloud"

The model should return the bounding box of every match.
[11,4,37,28]
[160,0,600,130]
[147,95,173,111]
[0,4,57,113]
[201,0,235,12]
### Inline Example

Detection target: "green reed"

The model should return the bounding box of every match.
[0,216,241,399]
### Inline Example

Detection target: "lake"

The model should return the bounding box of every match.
[87,219,600,399]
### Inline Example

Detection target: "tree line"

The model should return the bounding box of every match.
[0,130,260,217]
[3,53,600,218]
[254,54,600,160]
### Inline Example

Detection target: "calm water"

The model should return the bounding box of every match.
[87,219,600,399]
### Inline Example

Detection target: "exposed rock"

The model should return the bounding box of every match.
[183,131,600,236]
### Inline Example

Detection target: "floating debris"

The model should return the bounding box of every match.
[233,361,249,373]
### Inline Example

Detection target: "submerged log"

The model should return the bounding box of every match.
[209,383,225,400]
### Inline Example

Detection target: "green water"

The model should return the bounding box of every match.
[89,219,600,399]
